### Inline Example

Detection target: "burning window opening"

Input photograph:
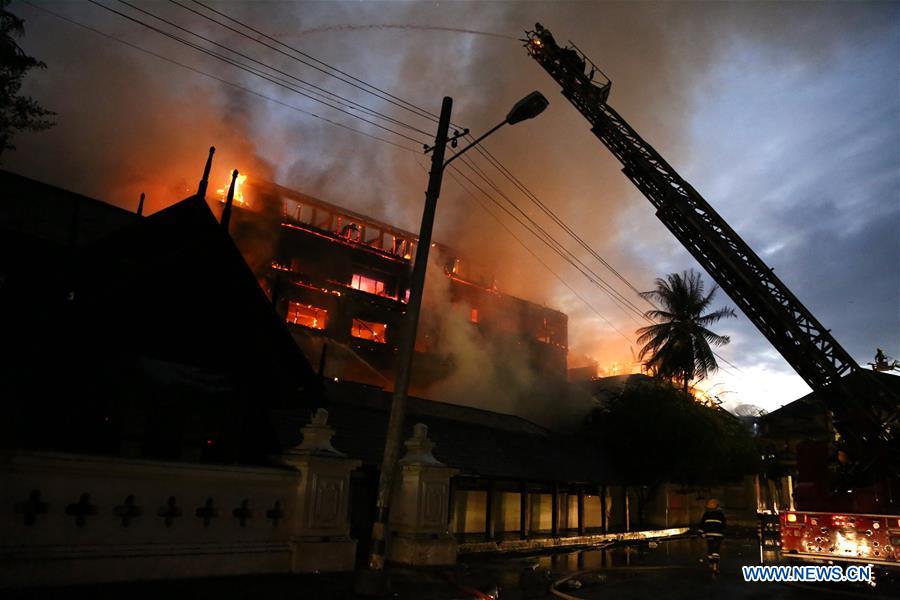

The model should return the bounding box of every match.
[282,195,416,260]
[216,171,249,207]
[351,319,387,343]
[351,273,385,296]
[286,302,327,330]
[280,222,410,265]
[470,308,479,324]
[392,237,414,260]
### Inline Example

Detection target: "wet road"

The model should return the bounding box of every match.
[6,536,894,599]
[526,536,894,600]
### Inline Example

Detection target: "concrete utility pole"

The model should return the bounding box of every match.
[365,96,454,575]
[358,91,547,595]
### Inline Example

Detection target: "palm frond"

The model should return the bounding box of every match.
[635,269,736,388]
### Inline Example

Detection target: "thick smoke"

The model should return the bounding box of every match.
[213,90,282,278]
[8,1,897,414]
[416,252,594,431]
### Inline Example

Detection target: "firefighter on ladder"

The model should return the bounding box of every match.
[698,498,726,575]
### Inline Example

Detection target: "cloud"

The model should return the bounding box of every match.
[7,0,898,415]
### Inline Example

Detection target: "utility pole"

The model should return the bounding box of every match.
[364,96,453,576]
[356,91,546,595]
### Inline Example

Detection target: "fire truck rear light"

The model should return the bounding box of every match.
[787,513,797,522]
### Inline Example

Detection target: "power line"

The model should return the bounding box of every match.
[84,0,430,145]
[160,0,436,136]
[448,159,641,337]
[105,0,433,138]
[190,0,458,123]
[118,2,661,326]
[22,1,421,155]
[151,0,669,346]
[41,0,741,375]
[455,153,649,326]
[472,141,655,308]
[105,0,660,328]
[458,146,742,374]
[442,163,635,344]
[61,2,630,341]
[462,142,741,374]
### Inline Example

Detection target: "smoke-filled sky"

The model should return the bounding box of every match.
[7,0,899,414]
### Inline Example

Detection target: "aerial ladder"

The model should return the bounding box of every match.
[523,24,900,568]
[524,23,899,565]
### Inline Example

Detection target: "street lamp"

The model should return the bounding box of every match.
[361,91,548,584]
[442,91,549,168]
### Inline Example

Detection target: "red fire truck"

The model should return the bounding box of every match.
[780,511,900,566]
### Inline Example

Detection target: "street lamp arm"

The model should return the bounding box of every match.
[443,120,507,169]
[441,91,548,169]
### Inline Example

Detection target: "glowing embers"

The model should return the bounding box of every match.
[351,274,386,296]
[470,308,479,324]
[286,302,327,330]
[352,319,387,343]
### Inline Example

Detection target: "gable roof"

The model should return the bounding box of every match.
[0,169,137,247]
[760,370,900,438]
[76,193,322,393]
[1,174,321,461]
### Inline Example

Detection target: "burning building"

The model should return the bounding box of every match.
[0,166,725,585]
[241,180,569,402]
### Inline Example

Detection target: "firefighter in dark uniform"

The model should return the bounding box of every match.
[698,498,726,574]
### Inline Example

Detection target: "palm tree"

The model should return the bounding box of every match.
[636,270,736,393]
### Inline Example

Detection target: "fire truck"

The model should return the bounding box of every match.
[523,24,900,567]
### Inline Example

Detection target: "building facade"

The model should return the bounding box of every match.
[253,182,568,393]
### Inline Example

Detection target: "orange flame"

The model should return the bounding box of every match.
[217,171,249,207]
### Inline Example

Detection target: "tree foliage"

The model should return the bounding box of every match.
[0,0,53,156]
[636,270,736,392]
[585,379,760,487]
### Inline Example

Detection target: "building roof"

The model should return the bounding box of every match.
[272,380,616,485]
[1,174,321,462]
[0,169,137,247]
[76,193,321,389]
[760,370,900,439]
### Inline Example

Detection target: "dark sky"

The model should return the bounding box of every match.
[8,0,899,412]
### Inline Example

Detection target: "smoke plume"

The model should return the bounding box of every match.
[7,0,897,414]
